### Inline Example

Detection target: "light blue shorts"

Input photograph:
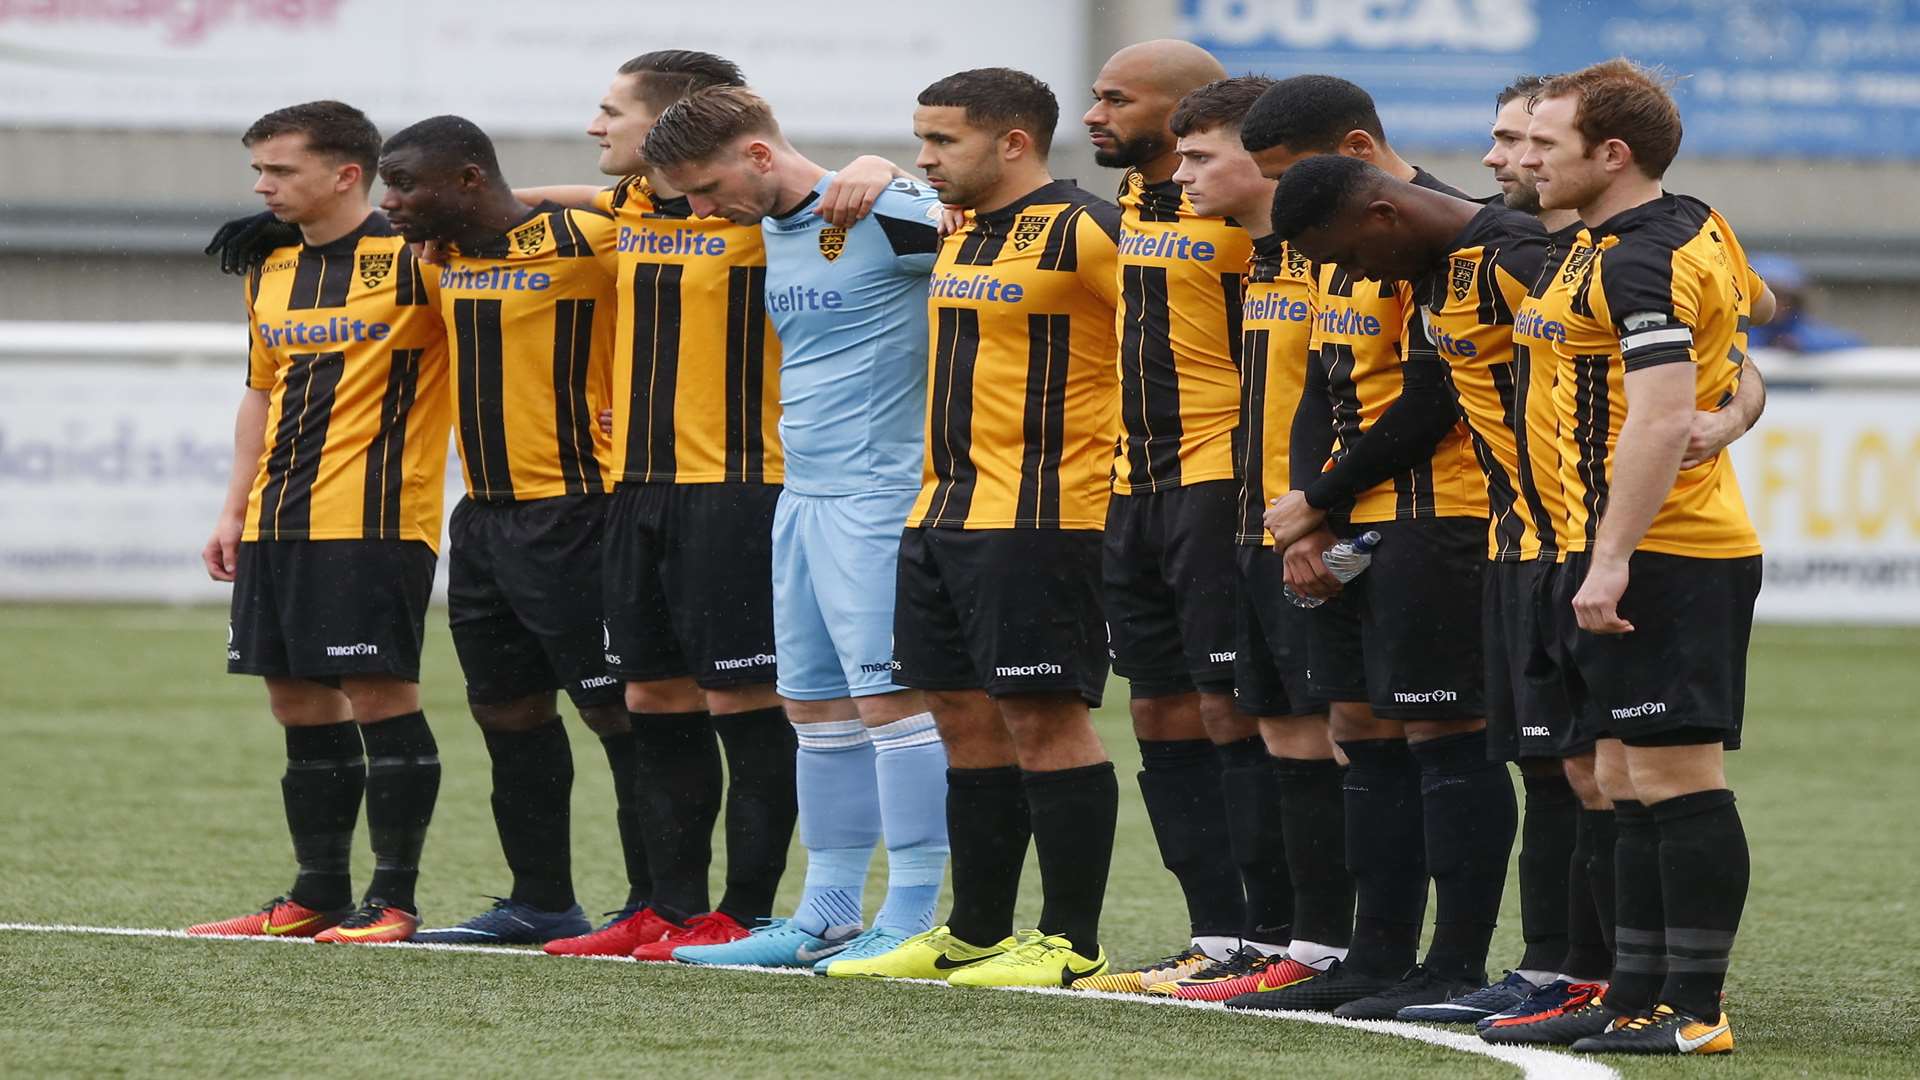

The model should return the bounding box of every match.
[771,488,917,701]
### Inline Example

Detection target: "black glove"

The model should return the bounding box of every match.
[204,210,302,276]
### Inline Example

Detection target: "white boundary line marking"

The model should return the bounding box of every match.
[0,922,1616,1080]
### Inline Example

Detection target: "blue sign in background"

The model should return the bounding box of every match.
[1179,0,1920,159]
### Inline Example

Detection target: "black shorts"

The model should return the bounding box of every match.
[447,494,622,708]
[227,539,435,683]
[1303,516,1486,720]
[1103,480,1239,697]
[602,482,779,689]
[893,526,1109,706]
[1484,557,1586,760]
[1548,550,1761,749]
[1233,544,1324,717]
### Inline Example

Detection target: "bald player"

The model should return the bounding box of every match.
[1073,40,1264,994]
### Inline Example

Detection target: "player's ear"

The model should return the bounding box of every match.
[1341,129,1376,161]
[745,139,776,172]
[1601,137,1634,176]
[1003,127,1032,162]
[335,161,363,195]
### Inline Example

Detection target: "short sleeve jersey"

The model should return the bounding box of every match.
[596,176,783,486]
[1236,235,1317,546]
[1543,193,1762,558]
[436,203,619,501]
[1414,204,1558,560]
[243,211,451,549]
[908,179,1122,530]
[1111,171,1253,495]
[761,173,941,497]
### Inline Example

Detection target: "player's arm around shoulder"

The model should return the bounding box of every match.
[870,178,944,275]
[564,205,622,281]
[1074,199,1124,308]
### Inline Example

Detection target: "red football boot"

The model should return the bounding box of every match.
[186,895,346,938]
[630,911,749,962]
[545,906,679,957]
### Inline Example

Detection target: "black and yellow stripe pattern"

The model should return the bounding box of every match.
[242,212,449,548]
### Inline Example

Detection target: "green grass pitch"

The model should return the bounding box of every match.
[2,605,1916,1077]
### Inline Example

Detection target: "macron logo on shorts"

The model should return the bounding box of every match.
[859,660,902,675]
[325,643,379,657]
[579,675,617,690]
[1208,651,1237,664]
[713,653,776,672]
[1393,689,1458,704]
[995,662,1064,677]
[1521,725,1552,737]
[1611,701,1668,720]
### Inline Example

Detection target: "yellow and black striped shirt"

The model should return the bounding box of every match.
[908,180,1121,530]
[597,177,783,485]
[243,212,450,548]
[1414,204,1557,560]
[1236,234,1317,546]
[1111,171,1252,495]
[1542,193,1762,558]
[437,203,618,501]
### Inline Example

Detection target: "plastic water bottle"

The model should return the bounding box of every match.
[1284,530,1383,609]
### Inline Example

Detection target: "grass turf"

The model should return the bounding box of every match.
[1,605,1916,1077]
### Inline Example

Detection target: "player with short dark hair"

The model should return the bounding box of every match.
[829,66,1125,986]
[646,87,954,974]
[188,100,450,945]
[1144,74,1357,1004]
[1494,59,1765,1056]
[1231,75,1516,1019]
[1071,39,1259,995]
[374,114,627,947]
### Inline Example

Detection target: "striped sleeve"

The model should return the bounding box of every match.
[1598,241,1697,371]
[244,272,273,390]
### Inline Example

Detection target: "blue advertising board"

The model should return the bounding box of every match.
[1179,0,1920,158]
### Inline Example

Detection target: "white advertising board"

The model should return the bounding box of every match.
[0,0,1087,140]
[3,336,1919,622]
[0,357,462,603]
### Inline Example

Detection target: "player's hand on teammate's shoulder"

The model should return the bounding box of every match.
[411,240,451,267]
[205,210,301,276]
[817,155,908,229]
[937,206,968,238]
[1282,526,1343,601]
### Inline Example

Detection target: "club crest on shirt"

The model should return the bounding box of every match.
[357,251,394,290]
[1285,249,1311,279]
[512,218,547,256]
[1561,245,1598,286]
[818,226,846,262]
[1450,256,1477,304]
[1012,213,1049,252]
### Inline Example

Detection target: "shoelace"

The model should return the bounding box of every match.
[1140,946,1205,974]
[1001,931,1061,967]
[336,902,391,929]
[1189,946,1266,980]
[1614,1005,1677,1032]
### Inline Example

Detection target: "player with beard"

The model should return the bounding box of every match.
[1072,39,1263,995]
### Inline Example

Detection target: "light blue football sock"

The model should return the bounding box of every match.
[790,719,880,936]
[869,712,950,935]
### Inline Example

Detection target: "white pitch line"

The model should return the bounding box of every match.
[0,922,1615,1080]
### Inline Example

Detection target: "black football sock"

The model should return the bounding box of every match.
[359,711,440,914]
[1413,731,1515,982]
[598,728,651,910]
[712,708,798,924]
[1586,807,1619,956]
[1653,790,1749,1019]
[482,717,576,913]
[282,722,365,912]
[1137,738,1245,938]
[1335,738,1425,977]
[1515,771,1578,975]
[944,765,1031,947]
[1608,799,1665,1016]
[1561,807,1615,980]
[1220,737,1292,944]
[1273,756,1354,949]
[630,710,721,922]
[1025,762,1118,958]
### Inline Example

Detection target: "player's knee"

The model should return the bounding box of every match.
[625,677,704,715]
[264,678,349,727]
[1128,690,1204,741]
[470,695,558,732]
[705,683,782,716]
[1258,712,1335,759]
[576,703,631,736]
[1404,716,1486,743]
[1328,700,1395,743]
[339,676,420,724]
